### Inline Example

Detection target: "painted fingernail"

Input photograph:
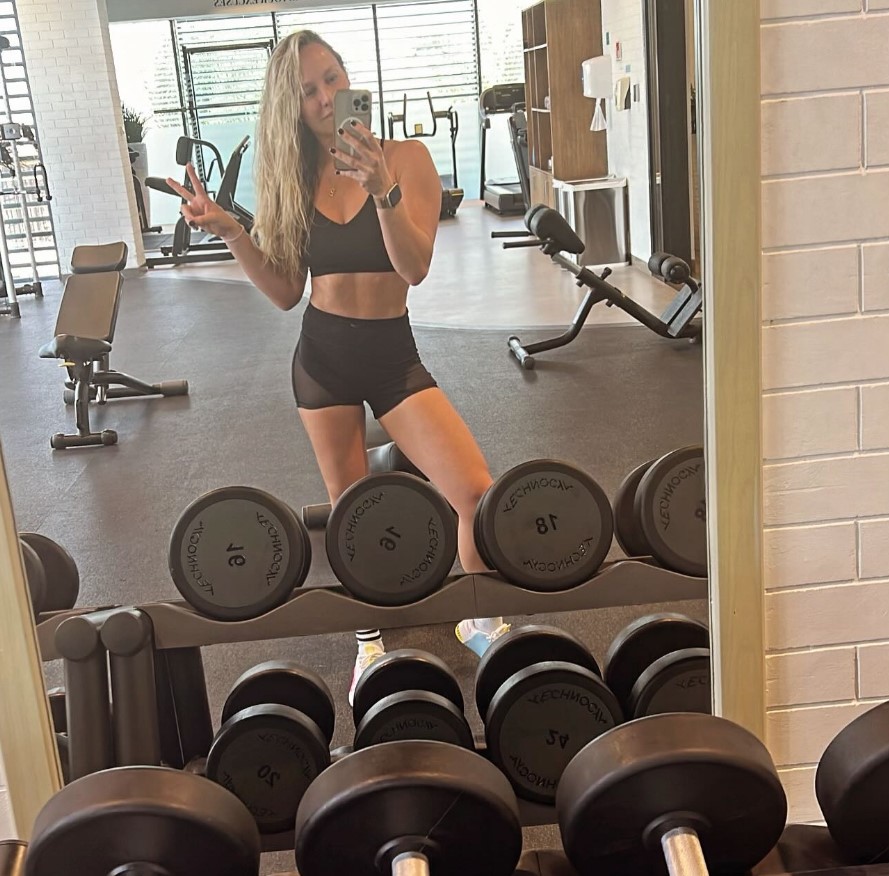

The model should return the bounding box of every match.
[337,127,344,135]
[335,170,341,175]
[350,119,357,126]
[329,147,336,153]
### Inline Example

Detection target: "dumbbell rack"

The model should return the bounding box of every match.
[37,559,706,848]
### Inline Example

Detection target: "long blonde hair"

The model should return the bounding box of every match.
[252,31,345,279]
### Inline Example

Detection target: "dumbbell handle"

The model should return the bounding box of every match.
[661,827,708,876]
[392,851,429,876]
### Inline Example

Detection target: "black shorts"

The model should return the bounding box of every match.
[292,302,438,419]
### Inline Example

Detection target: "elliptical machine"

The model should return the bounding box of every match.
[144,135,253,268]
[387,92,463,219]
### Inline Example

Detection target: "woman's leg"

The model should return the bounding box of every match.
[379,388,509,655]
[298,404,385,700]
[379,387,492,572]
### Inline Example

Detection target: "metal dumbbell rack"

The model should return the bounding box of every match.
[0,22,59,318]
[36,560,706,848]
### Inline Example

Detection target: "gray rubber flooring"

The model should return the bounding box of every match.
[0,273,706,871]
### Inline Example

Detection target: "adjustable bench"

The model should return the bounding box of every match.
[39,242,188,449]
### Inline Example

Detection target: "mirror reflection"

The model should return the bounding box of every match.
[0,0,707,868]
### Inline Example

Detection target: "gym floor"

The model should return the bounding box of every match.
[0,201,706,872]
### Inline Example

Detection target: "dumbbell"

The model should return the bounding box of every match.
[18,533,81,617]
[302,439,427,529]
[1,841,26,876]
[474,625,623,804]
[322,471,459,606]
[473,459,614,591]
[295,740,523,876]
[24,766,261,876]
[612,446,707,577]
[557,712,787,875]
[816,699,889,863]
[351,649,473,750]
[204,660,334,834]
[604,613,711,719]
[167,486,312,621]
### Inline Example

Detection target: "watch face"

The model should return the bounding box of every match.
[388,184,402,207]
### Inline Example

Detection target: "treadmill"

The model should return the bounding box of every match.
[479,83,528,214]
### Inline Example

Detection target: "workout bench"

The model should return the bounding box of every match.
[39,242,189,449]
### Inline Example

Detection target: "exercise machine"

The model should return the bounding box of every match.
[38,242,189,448]
[145,134,253,268]
[130,146,161,237]
[508,107,531,209]
[496,204,702,369]
[479,83,527,214]
[388,92,463,219]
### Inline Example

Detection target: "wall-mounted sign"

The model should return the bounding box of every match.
[106,0,374,23]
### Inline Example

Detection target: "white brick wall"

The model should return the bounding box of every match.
[761,3,889,824]
[600,0,652,259]
[16,0,142,268]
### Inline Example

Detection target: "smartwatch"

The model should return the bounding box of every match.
[375,183,402,209]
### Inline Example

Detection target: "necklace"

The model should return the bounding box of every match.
[327,183,336,198]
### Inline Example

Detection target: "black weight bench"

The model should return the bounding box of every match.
[39,242,188,449]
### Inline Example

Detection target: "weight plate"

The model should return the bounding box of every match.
[476,460,613,590]
[352,649,463,727]
[604,613,709,715]
[168,486,309,621]
[473,487,494,571]
[816,701,889,862]
[611,460,655,559]
[628,647,711,718]
[206,704,330,835]
[295,741,522,876]
[20,539,46,616]
[634,446,707,577]
[558,713,787,876]
[485,662,622,804]
[20,532,80,612]
[221,661,336,743]
[26,766,261,876]
[475,625,600,721]
[326,473,458,606]
[354,691,474,750]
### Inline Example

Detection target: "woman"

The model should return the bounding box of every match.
[166,30,507,703]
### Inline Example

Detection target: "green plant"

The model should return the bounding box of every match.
[122,105,150,143]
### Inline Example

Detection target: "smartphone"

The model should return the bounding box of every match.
[333,89,373,171]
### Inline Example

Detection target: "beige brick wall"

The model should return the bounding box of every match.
[761,1,889,823]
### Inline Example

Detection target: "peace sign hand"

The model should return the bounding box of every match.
[165,162,243,241]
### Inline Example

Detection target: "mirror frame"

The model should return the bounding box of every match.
[0,0,762,837]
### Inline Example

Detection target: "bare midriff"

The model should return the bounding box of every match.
[308,271,410,319]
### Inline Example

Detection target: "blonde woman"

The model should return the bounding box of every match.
[167,30,508,703]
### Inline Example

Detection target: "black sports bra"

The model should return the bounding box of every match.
[305,196,395,277]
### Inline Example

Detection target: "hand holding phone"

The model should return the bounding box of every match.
[333,89,373,171]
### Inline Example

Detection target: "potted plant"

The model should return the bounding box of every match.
[122,104,152,226]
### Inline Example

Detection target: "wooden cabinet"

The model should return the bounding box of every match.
[522,0,608,208]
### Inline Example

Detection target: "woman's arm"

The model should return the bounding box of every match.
[166,163,307,310]
[222,227,308,311]
[335,128,441,286]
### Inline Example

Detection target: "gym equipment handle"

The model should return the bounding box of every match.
[393,852,429,876]
[661,827,708,876]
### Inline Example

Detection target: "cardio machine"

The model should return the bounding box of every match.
[144,135,253,268]
[479,83,528,215]
[387,92,463,219]
[496,205,703,369]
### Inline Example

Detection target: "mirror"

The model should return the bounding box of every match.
[2,3,761,856]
